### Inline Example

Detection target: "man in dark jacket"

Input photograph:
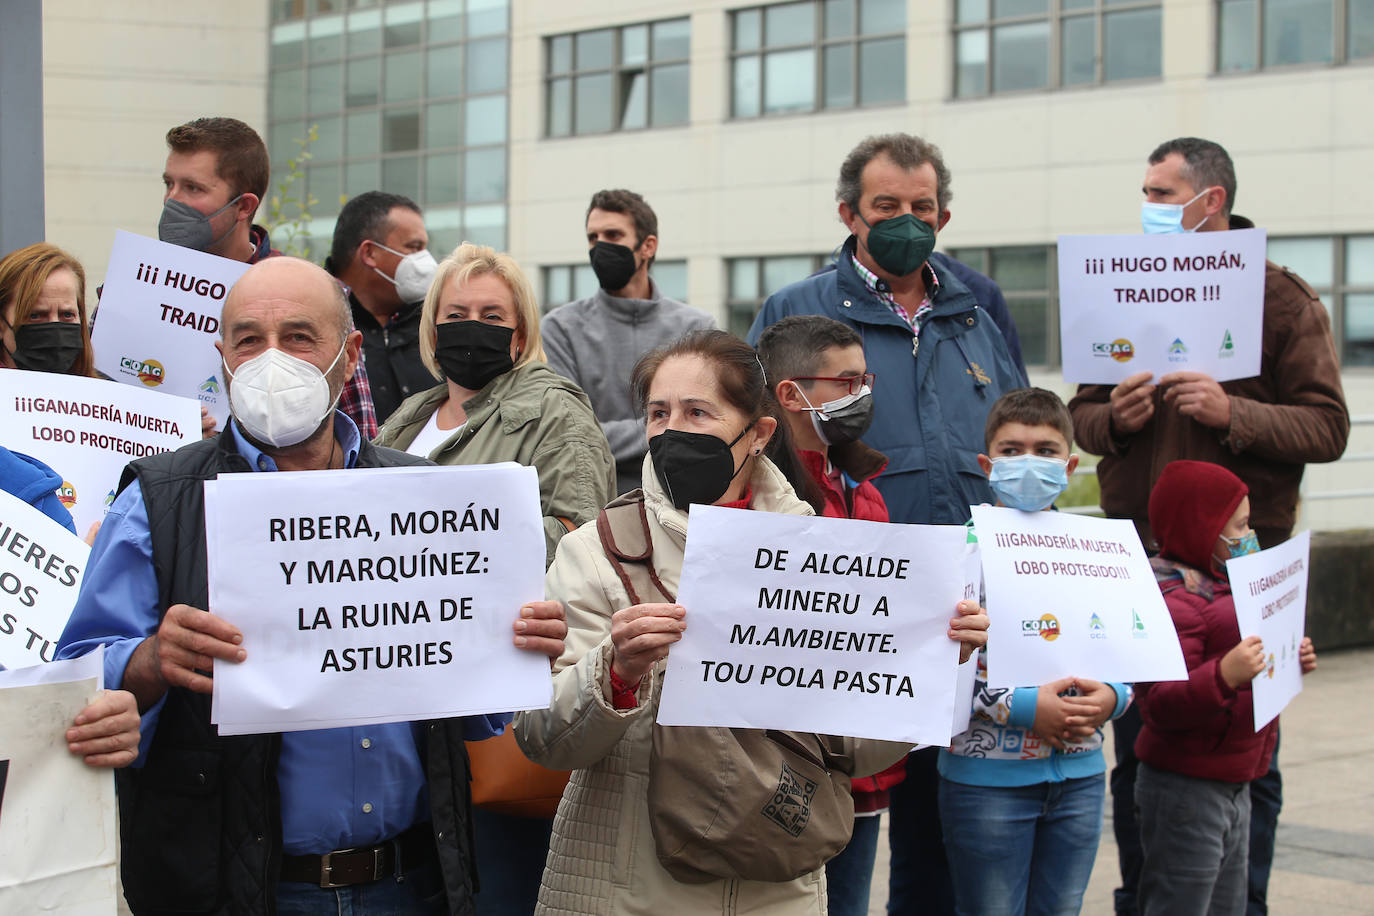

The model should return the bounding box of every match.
[1068,136,1349,916]
[747,132,1025,916]
[57,258,567,916]
[325,191,439,424]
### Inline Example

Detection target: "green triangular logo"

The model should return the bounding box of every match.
[1220,330,1234,352]
[1132,610,1146,632]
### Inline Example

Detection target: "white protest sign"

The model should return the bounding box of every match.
[950,545,983,738]
[1058,228,1266,384]
[0,491,89,670]
[93,230,250,425]
[207,463,551,735]
[1229,531,1310,730]
[656,506,969,746]
[0,651,117,916]
[972,506,1186,689]
[0,370,201,536]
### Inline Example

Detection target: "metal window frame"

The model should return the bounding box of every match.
[947,243,1059,367]
[1213,0,1365,73]
[723,253,827,334]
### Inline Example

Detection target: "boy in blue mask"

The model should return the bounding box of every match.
[940,387,1133,916]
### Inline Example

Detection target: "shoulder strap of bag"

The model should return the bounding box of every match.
[596,490,675,605]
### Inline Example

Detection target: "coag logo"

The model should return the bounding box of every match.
[119,356,166,387]
[1092,339,1134,362]
[1021,614,1060,641]
[57,481,77,508]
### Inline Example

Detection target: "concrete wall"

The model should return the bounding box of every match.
[1309,531,1374,650]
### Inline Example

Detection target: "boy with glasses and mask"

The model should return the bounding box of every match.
[940,387,1132,916]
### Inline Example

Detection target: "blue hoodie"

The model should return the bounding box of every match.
[0,446,77,533]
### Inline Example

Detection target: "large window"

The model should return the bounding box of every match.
[1217,0,1374,71]
[268,0,510,257]
[947,246,1057,366]
[545,19,690,137]
[725,255,828,336]
[1268,235,1374,366]
[953,0,1161,98]
[541,260,689,313]
[730,0,906,118]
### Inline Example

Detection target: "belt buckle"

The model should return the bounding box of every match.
[318,846,385,888]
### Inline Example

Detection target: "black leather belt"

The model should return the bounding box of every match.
[280,822,434,888]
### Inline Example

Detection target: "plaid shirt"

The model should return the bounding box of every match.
[850,254,939,335]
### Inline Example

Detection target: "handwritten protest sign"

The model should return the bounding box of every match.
[93,230,250,425]
[0,651,117,916]
[972,506,1186,689]
[207,463,551,735]
[656,507,969,746]
[0,370,200,535]
[1058,228,1266,384]
[0,491,89,670]
[1230,531,1310,730]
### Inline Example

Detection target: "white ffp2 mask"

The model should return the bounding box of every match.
[225,344,346,448]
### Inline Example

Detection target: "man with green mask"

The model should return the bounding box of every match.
[747,132,1024,916]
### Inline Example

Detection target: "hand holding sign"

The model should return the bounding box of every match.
[513,600,569,663]
[1220,634,1266,689]
[611,603,686,683]
[66,689,140,768]
[1159,371,1231,429]
[950,599,989,663]
[1110,371,1157,434]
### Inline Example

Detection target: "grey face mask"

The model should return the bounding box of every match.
[158,194,243,251]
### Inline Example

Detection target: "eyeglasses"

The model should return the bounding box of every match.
[789,373,875,396]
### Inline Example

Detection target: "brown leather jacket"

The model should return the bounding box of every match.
[1068,218,1349,549]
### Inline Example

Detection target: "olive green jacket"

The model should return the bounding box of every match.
[375,362,616,566]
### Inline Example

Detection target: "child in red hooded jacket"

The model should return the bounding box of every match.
[1134,460,1317,916]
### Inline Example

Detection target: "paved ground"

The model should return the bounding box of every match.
[868,645,1374,915]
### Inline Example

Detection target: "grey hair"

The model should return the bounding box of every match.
[330,278,353,343]
[1149,137,1237,217]
[836,133,953,214]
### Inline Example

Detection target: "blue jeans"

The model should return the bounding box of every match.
[887,746,954,915]
[939,773,1105,916]
[826,813,883,916]
[275,855,447,915]
[1247,732,1281,916]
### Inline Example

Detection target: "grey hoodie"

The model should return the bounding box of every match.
[541,279,715,494]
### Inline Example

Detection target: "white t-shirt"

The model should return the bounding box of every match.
[405,409,464,458]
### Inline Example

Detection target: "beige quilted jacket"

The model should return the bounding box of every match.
[515,456,910,915]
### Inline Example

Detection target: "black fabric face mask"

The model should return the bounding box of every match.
[11,321,84,374]
[648,423,754,510]
[589,241,638,292]
[435,320,515,391]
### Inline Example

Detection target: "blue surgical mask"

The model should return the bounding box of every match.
[1140,188,1210,234]
[1220,530,1260,559]
[988,455,1070,512]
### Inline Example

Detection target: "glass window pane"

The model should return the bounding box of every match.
[271,67,305,120]
[273,1,303,24]
[308,164,341,214]
[1006,297,1047,365]
[623,25,649,67]
[464,203,507,249]
[653,18,691,60]
[765,2,816,46]
[1263,0,1334,65]
[955,29,988,96]
[1267,237,1333,288]
[549,35,573,74]
[346,55,380,106]
[824,44,855,108]
[426,207,465,256]
[650,63,690,126]
[1218,0,1258,71]
[313,115,343,161]
[993,0,1048,15]
[467,0,508,37]
[383,1,422,47]
[948,248,988,274]
[383,107,421,152]
[729,304,761,339]
[1343,294,1374,366]
[575,73,614,133]
[620,71,648,129]
[991,246,1048,291]
[427,100,461,148]
[858,36,904,104]
[382,155,419,201]
[733,56,762,117]
[730,258,759,298]
[543,266,569,308]
[269,121,305,171]
[466,37,508,93]
[272,22,306,67]
[763,256,814,296]
[1345,236,1374,285]
[383,51,421,103]
[1061,16,1095,85]
[825,0,856,38]
[860,0,905,34]
[956,0,989,24]
[427,44,463,96]
[427,0,464,44]
[1104,9,1161,81]
[347,8,381,54]
[654,261,689,303]
[992,21,1049,92]
[308,62,342,114]
[466,94,506,145]
[1350,0,1374,59]
[571,264,597,301]
[734,9,762,50]
[425,152,461,204]
[1062,0,1093,8]
[764,48,816,113]
[347,109,381,157]
[548,78,572,136]
[309,14,344,59]
[345,159,380,197]
[576,29,614,69]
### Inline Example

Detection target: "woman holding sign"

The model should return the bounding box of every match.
[0,243,97,377]
[515,330,990,915]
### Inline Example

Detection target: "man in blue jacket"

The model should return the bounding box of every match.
[747,132,1024,915]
